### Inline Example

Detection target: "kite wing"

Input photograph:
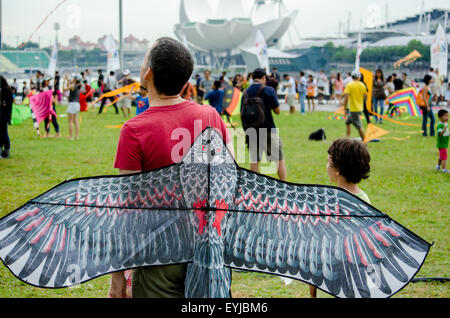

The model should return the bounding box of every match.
[0,127,431,298]
[224,169,431,298]
[0,165,194,288]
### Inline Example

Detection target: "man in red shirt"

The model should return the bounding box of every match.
[110,37,232,298]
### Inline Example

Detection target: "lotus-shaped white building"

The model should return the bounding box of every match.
[174,0,298,54]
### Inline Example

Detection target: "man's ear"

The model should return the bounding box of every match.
[144,68,152,82]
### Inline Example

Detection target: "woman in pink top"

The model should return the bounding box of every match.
[334,73,345,104]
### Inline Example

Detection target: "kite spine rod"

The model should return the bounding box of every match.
[27,200,389,219]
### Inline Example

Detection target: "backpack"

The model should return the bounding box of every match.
[241,85,266,130]
[307,84,315,97]
[309,128,326,141]
[416,88,429,107]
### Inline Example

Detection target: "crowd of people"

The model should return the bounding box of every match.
[0,36,448,300]
[0,67,151,152]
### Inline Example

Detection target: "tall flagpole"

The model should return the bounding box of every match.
[0,0,3,49]
[119,0,124,70]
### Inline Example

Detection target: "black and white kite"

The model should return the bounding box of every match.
[0,128,431,298]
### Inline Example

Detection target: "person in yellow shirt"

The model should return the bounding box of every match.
[342,71,367,140]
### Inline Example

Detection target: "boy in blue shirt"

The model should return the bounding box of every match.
[205,81,224,115]
[126,86,149,115]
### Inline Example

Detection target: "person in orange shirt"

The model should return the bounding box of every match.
[306,75,316,112]
[180,81,196,101]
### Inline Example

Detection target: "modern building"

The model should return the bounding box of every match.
[123,34,149,52]
[174,0,300,73]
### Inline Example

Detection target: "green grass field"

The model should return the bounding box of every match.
[0,104,448,298]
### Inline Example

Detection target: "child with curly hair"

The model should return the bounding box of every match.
[309,138,372,298]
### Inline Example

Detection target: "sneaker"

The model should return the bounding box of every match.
[443,169,449,174]
[1,150,10,158]
[436,165,441,172]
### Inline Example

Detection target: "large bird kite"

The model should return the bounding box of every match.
[0,128,431,298]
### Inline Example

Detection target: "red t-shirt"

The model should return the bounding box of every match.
[114,100,230,171]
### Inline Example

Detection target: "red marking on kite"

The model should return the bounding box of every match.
[30,217,54,244]
[194,199,208,235]
[213,200,228,237]
[16,208,40,222]
[44,225,59,253]
[344,237,352,263]
[369,226,390,247]
[59,228,67,252]
[360,229,382,259]
[376,221,400,237]
[353,234,368,266]
[24,216,45,232]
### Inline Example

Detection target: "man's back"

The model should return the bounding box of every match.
[245,83,279,129]
[106,76,117,91]
[114,100,229,297]
[344,81,367,112]
[115,100,229,171]
[298,76,307,92]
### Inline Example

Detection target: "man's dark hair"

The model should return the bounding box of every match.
[110,71,115,76]
[438,109,448,119]
[328,138,371,184]
[213,80,221,90]
[283,74,290,79]
[149,37,194,96]
[300,71,305,76]
[252,68,266,80]
[424,74,432,85]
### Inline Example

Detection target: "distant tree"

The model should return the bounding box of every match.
[19,42,39,50]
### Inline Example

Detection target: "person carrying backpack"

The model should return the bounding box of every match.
[416,74,435,137]
[241,68,287,181]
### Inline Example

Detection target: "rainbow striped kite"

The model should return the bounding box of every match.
[387,87,421,117]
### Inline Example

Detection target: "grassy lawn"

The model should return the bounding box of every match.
[0,104,448,298]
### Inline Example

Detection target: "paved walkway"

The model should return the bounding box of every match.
[278,102,342,113]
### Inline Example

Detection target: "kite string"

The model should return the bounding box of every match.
[19,0,69,48]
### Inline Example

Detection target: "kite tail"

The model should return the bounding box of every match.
[184,234,231,298]
[184,260,231,298]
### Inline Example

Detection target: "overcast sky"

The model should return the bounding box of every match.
[2,0,449,48]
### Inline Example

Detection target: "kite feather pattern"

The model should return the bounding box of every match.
[0,128,431,298]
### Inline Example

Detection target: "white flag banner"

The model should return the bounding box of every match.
[104,34,121,72]
[255,30,270,72]
[355,32,363,72]
[430,24,448,76]
[47,36,58,77]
